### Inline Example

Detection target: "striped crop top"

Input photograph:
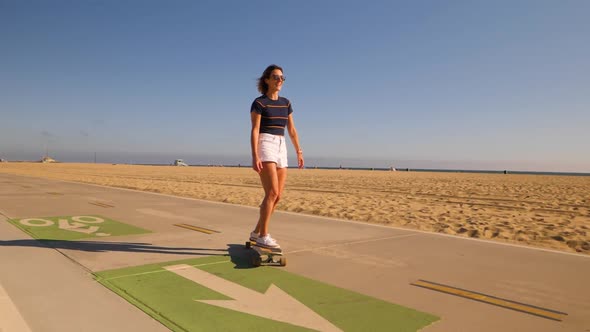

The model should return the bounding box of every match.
[250,95,293,136]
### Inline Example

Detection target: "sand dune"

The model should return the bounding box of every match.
[1,162,588,254]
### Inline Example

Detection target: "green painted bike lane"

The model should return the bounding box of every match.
[95,256,439,332]
[6,215,438,330]
[7,215,150,240]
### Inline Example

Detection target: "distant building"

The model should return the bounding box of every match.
[173,159,188,166]
[41,156,57,163]
[0,158,7,163]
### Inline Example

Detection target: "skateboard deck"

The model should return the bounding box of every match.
[245,240,286,267]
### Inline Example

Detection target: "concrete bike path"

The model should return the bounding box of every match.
[0,173,589,331]
[0,211,169,331]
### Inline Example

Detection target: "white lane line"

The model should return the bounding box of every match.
[0,282,32,332]
[287,233,419,254]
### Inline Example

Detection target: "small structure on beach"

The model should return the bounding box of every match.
[40,156,57,163]
[0,158,7,163]
[173,159,188,166]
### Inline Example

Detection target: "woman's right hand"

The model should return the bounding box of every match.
[252,156,263,173]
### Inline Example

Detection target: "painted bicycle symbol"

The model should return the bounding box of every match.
[18,216,111,236]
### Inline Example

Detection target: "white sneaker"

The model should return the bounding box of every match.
[256,234,280,249]
[249,231,259,242]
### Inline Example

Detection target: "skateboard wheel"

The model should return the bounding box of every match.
[279,257,287,266]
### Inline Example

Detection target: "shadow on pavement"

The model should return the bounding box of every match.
[0,239,228,256]
[227,243,255,269]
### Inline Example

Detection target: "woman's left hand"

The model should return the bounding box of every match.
[297,152,304,169]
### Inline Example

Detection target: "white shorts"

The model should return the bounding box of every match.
[258,133,288,168]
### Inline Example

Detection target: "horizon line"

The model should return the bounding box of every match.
[3,160,589,177]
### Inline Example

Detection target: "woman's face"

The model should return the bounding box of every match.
[265,69,285,93]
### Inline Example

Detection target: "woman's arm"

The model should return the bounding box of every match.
[287,114,304,169]
[251,112,263,172]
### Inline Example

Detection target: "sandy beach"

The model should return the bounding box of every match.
[1,162,588,254]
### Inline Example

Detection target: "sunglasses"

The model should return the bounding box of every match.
[270,74,286,82]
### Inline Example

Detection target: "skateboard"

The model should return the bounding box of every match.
[245,240,286,267]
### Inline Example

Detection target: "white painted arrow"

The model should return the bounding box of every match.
[165,264,342,332]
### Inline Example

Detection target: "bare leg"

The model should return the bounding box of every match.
[255,167,286,229]
[273,167,288,213]
[254,162,279,236]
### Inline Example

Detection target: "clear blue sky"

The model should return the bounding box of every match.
[2,1,589,171]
